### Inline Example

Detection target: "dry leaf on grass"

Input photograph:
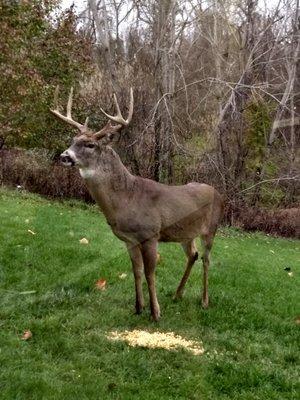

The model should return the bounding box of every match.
[79,238,89,244]
[295,316,300,325]
[27,229,36,235]
[288,272,293,277]
[95,279,106,290]
[19,290,36,295]
[119,273,127,279]
[107,330,204,356]
[21,330,32,341]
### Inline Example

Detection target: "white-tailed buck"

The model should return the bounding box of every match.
[50,87,224,321]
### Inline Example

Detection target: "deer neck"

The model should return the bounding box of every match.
[79,147,134,220]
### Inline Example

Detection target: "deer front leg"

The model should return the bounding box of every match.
[127,244,145,314]
[141,238,160,321]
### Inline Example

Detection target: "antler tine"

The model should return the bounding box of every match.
[99,106,121,125]
[84,116,89,129]
[100,87,134,126]
[127,87,134,125]
[50,86,88,133]
[53,85,60,110]
[66,87,74,119]
[113,93,122,119]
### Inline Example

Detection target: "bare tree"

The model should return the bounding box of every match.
[152,0,177,182]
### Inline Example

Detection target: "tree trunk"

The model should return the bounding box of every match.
[153,0,176,183]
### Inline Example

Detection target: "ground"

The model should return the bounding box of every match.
[0,188,299,400]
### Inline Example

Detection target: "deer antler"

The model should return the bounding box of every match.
[50,86,89,133]
[99,88,134,127]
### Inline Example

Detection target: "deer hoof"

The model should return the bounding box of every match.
[151,310,161,322]
[151,314,160,322]
[202,299,209,309]
[135,304,144,315]
[173,291,183,301]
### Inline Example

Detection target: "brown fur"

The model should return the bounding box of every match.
[51,89,223,321]
[61,136,224,321]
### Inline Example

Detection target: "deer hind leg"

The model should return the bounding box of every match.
[140,238,160,321]
[174,240,198,300]
[200,234,214,309]
[126,244,145,314]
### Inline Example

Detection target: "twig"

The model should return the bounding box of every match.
[239,176,300,193]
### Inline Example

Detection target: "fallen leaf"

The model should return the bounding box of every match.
[270,250,275,254]
[119,273,127,279]
[295,316,300,325]
[19,290,36,295]
[288,272,293,277]
[95,279,106,290]
[79,238,89,244]
[27,229,36,235]
[21,330,32,341]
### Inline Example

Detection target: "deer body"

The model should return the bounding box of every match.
[51,88,223,321]
[78,147,222,243]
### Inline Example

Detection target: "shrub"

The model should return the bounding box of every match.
[0,148,91,202]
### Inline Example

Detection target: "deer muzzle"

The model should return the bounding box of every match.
[60,151,75,166]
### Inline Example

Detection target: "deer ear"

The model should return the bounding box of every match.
[94,122,123,143]
[94,122,117,140]
[104,132,113,143]
[95,131,114,145]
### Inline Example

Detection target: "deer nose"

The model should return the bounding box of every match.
[60,153,74,165]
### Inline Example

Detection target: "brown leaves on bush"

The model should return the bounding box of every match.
[0,149,92,202]
[226,202,300,238]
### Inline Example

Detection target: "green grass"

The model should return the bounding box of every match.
[0,188,299,400]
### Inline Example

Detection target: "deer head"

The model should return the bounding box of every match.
[50,86,133,168]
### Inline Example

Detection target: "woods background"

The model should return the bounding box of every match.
[0,0,299,236]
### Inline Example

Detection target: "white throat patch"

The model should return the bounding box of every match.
[79,168,96,179]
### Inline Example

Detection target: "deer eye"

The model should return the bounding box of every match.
[84,143,96,149]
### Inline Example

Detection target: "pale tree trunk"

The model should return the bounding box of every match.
[268,3,300,147]
[153,0,176,183]
[216,0,258,198]
[88,0,119,90]
[258,1,300,204]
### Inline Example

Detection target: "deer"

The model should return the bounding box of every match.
[50,87,224,321]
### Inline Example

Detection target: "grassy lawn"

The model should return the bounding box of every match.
[0,188,299,399]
